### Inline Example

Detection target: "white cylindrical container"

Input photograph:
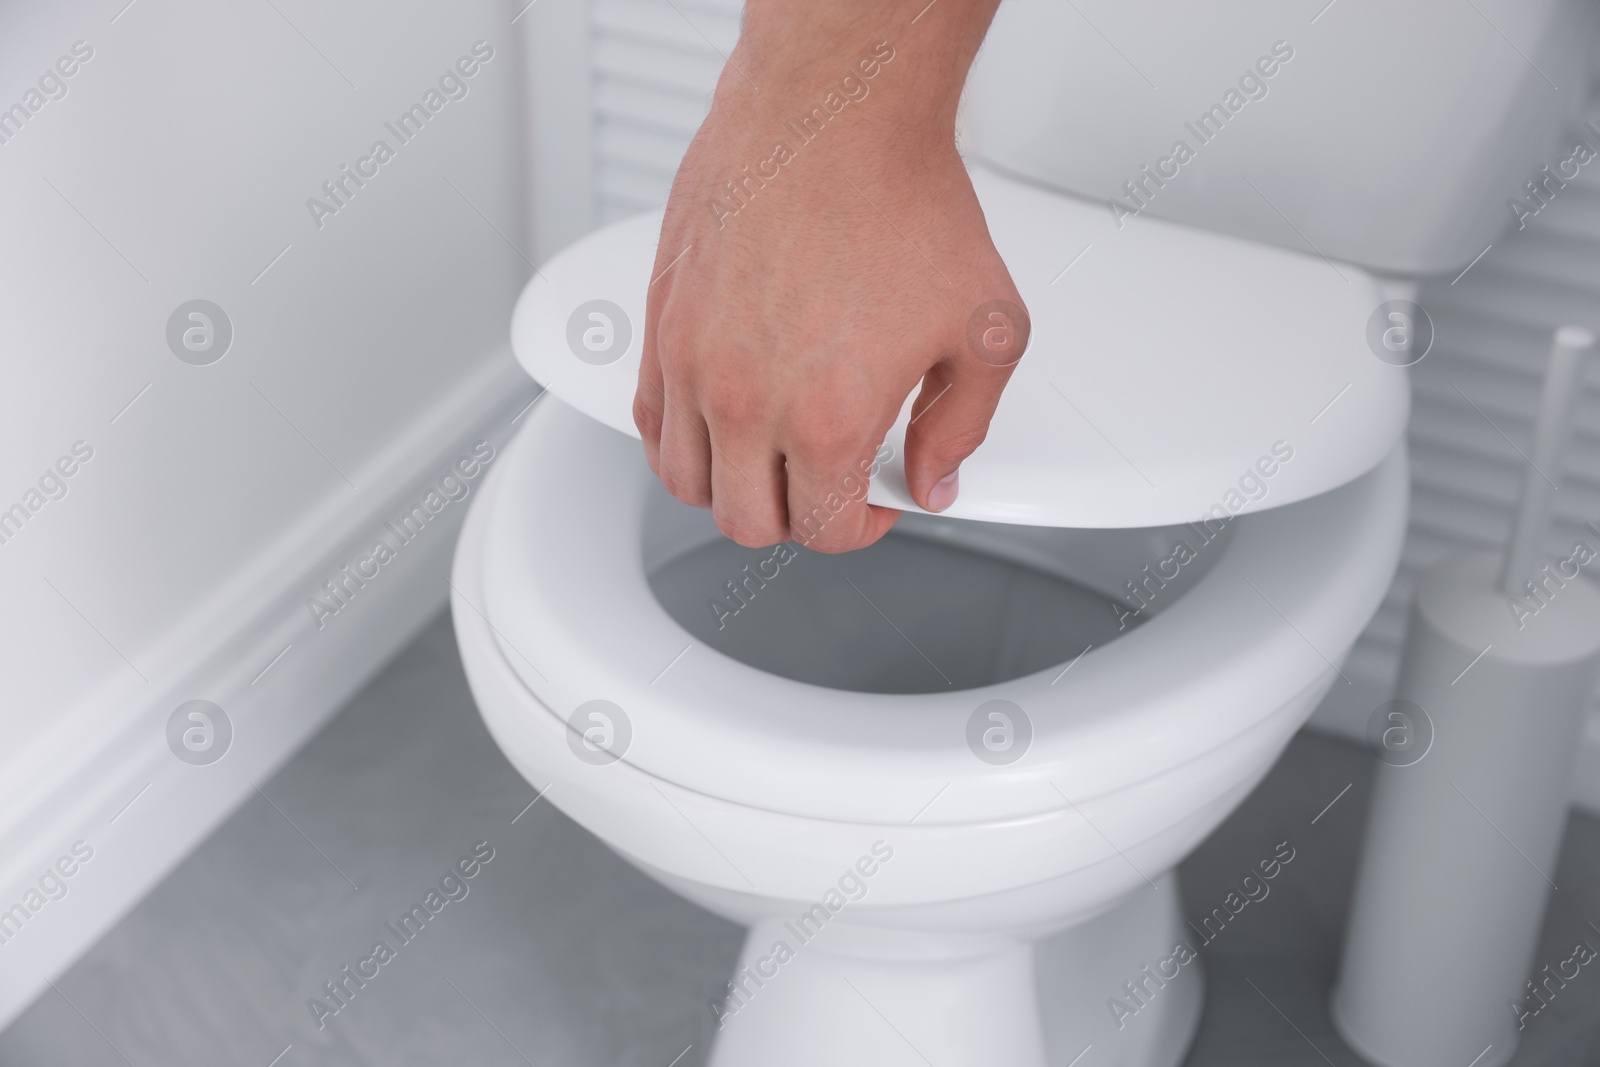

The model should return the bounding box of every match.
[1332,550,1600,1067]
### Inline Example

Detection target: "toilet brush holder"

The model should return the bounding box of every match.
[1331,327,1600,1067]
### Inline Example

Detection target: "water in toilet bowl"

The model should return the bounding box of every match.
[647,506,1231,695]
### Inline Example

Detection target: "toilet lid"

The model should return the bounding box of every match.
[511,163,1409,528]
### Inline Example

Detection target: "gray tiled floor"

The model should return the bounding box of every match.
[4,612,1599,1066]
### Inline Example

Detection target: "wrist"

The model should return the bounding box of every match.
[714,0,996,149]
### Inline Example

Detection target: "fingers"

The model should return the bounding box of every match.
[785,445,900,555]
[903,299,1029,512]
[710,444,789,547]
[638,378,897,552]
[655,386,714,508]
[636,242,679,477]
[637,309,1020,530]
[633,341,666,475]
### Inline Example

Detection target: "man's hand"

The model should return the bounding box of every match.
[633,0,1026,553]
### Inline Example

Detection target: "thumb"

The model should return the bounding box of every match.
[904,298,1028,512]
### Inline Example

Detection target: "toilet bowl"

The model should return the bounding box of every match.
[452,163,1410,1065]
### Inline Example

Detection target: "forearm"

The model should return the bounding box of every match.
[718,0,1002,146]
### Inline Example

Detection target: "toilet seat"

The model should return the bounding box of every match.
[476,393,1408,830]
[514,163,1410,528]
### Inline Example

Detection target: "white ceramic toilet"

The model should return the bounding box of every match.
[453,162,1410,1067]
[454,4,1589,1063]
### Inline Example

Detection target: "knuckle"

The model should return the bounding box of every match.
[795,417,865,467]
[922,425,988,466]
[701,378,761,427]
[794,516,864,555]
[659,469,710,508]
[632,393,664,439]
[786,488,862,551]
[653,318,700,371]
[714,511,783,548]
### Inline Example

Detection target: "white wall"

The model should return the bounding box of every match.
[0,0,537,1028]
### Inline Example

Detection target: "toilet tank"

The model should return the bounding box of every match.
[961,0,1598,275]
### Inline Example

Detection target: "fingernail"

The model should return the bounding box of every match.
[928,469,959,512]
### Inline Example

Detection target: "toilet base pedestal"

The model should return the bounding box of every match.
[709,924,1049,1067]
[707,877,1203,1067]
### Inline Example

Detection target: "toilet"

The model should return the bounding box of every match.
[453,3,1595,1062]
[452,159,1410,1067]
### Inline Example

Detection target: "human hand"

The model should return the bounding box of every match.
[633,0,1026,553]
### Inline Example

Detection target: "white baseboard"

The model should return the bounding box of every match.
[0,357,538,1032]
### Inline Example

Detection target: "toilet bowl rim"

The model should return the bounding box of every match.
[459,557,1322,833]
[462,399,1408,822]
[454,566,1312,908]
[453,554,1312,907]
